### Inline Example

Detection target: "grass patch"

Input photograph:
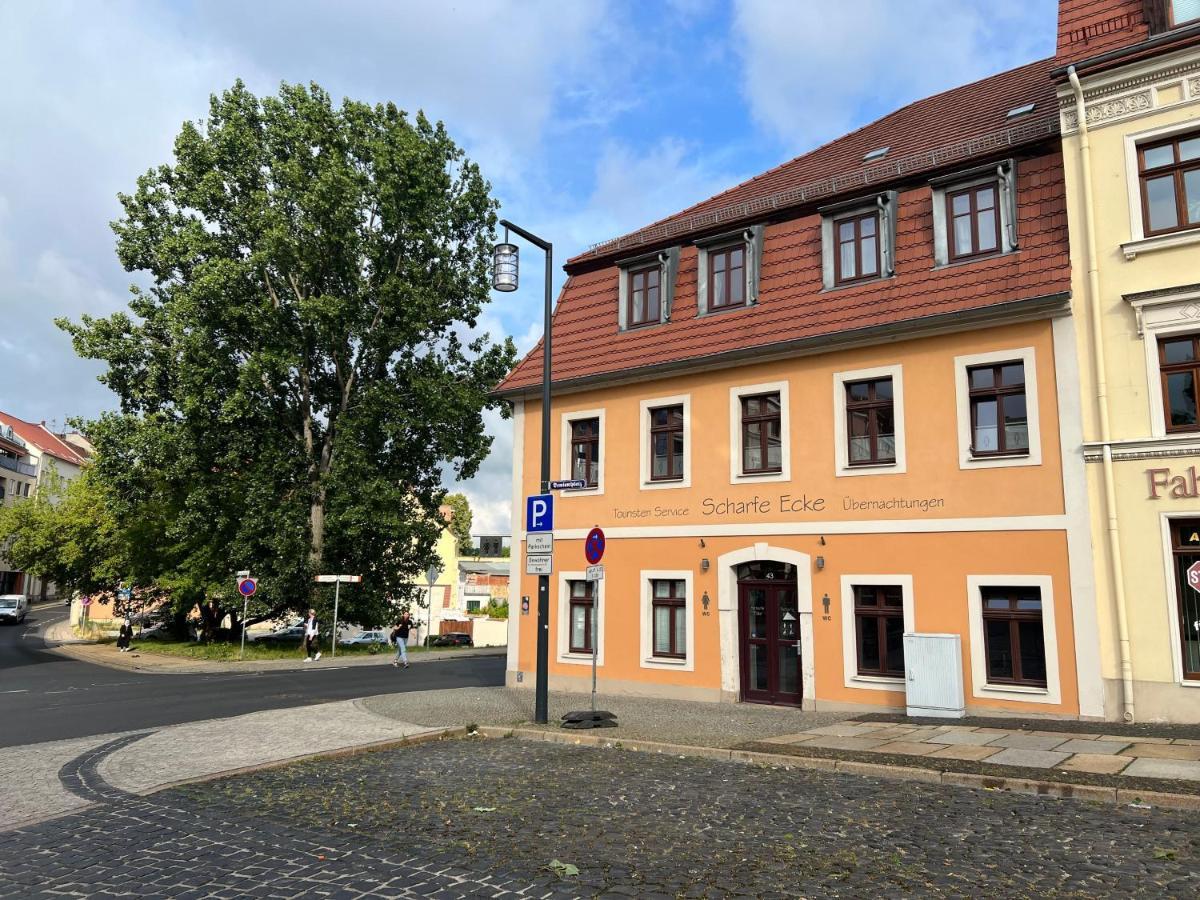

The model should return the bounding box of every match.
[130,636,461,662]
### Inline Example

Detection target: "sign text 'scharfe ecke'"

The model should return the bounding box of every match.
[610,492,946,521]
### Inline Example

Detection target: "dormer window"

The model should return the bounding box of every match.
[709,244,746,309]
[930,160,1018,267]
[694,225,765,317]
[616,247,679,332]
[628,264,661,327]
[819,191,897,290]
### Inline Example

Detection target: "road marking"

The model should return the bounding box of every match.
[0,689,28,694]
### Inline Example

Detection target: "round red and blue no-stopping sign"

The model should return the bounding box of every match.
[585,527,605,565]
[238,578,257,597]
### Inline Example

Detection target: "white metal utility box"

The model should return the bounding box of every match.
[902,633,965,718]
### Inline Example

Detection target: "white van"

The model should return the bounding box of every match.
[0,594,29,624]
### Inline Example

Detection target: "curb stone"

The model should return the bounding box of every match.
[477,725,1200,811]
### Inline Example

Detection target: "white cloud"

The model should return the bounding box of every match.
[732,0,1055,150]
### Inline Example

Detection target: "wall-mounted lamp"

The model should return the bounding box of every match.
[700,558,710,572]
[702,591,711,611]
[821,594,830,615]
[815,556,825,571]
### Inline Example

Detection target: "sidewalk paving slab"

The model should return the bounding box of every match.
[989,733,1072,751]
[1126,743,1200,761]
[984,747,1071,768]
[1061,753,1134,775]
[927,745,1001,762]
[1055,738,1129,755]
[923,730,997,746]
[1123,758,1200,781]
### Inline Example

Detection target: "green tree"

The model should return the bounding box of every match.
[0,466,128,597]
[442,492,473,554]
[58,80,515,628]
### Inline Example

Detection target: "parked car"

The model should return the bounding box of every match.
[338,629,387,646]
[0,595,29,624]
[251,624,306,644]
[429,632,473,648]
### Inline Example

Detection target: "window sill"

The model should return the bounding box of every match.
[561,485,603,497]
[642,477,689,491]
[734,470,786,484]
[979,682,1048,696]
[821,274,891,294]
[932,249,1015,271]
[836,459,905,478]
[558,652,599,666]
[968,451,1030,461]
[698,301,754,319]
[847,674,905,692]
[643,656,688,667]
[1122,228,1200,260]
[1179,679,1200,688]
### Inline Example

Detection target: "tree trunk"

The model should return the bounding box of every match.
[309,486,326,567]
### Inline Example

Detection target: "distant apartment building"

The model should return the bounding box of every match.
[0,411,89,600]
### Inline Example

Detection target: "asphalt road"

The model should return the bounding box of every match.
[0,604,505,748]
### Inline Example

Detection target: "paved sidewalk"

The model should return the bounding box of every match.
[0,698,444,831]
[43,617,503,674]
[759,718,1200,782]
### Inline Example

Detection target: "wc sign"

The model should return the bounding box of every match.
[527,493,554,533]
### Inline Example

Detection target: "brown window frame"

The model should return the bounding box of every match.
[1138,130,1200,237]
[833,211,881,285]
[946,182,1002,261]
[740,392,782,475]
[1170,518,1200,681]
[651,579,687,659]
[853,585,905,677]
[967,361,1029,457]
[980,586,1047,688]
[1158,333,1200,434]
[844,377,895,466]
[708,244,746,311]
[628,263,661,328]
[649,404,685,482]
[569,417,601,487]
[568,580,595,655]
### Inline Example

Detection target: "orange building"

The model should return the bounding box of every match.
[498,57,1103,718]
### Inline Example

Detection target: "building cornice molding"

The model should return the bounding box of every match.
[1057,47,1200,134]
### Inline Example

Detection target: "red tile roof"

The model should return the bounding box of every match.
[1056,0,1148,61]
[0,412,87,467]
[498,57,1070,396]
[569,57,1060,269]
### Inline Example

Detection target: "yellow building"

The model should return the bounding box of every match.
[1057,0,1200,721]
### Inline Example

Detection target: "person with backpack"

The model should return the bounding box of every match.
[390,613,413,668]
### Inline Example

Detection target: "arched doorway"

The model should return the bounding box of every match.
[736,560,802,706]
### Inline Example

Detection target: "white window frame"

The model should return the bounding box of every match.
[639,569,695,671]
[728,380,790,484]
[840,574,915,692]
[639,393,692,490]
[1130,287,1200,438]
[1122,120,1200,258]
[953,347,1041,469]
[558,408,605,496]
[930,162,1017,267]
[965,574,1060,705]
[1157,511,1200,689]
[557,571,604,667]
[832,364,906,477]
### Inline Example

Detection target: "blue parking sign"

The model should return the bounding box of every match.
[526,494,554,532]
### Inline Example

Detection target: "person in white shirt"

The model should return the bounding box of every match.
[303,609,321,661]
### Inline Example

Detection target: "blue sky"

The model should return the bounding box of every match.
[0,0,1056,533]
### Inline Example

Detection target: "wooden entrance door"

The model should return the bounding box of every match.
[737,562,802,706]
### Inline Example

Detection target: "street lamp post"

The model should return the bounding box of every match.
[493,219,552,725]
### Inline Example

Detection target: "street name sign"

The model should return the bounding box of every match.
[549,479,586,490]
[315,574,363,583]
[527,533,554,554]
[526,494,553,532]
[586,564,604,582]
[526,554,553,575]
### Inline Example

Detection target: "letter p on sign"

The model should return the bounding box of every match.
[527,494,554,533]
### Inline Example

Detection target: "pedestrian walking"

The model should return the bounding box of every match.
[303,608,321,661]
[116,616,133,652]
[390,614,413,668]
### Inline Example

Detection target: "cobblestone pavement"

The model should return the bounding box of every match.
[4,736,1198,898]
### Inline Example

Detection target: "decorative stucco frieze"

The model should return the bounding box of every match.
[1189,76,1200,99]
[1087,91,1153,125]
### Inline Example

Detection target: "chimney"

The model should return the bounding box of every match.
[1056,0,1152,62]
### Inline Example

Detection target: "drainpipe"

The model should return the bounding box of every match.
[1068,66,1136,723]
